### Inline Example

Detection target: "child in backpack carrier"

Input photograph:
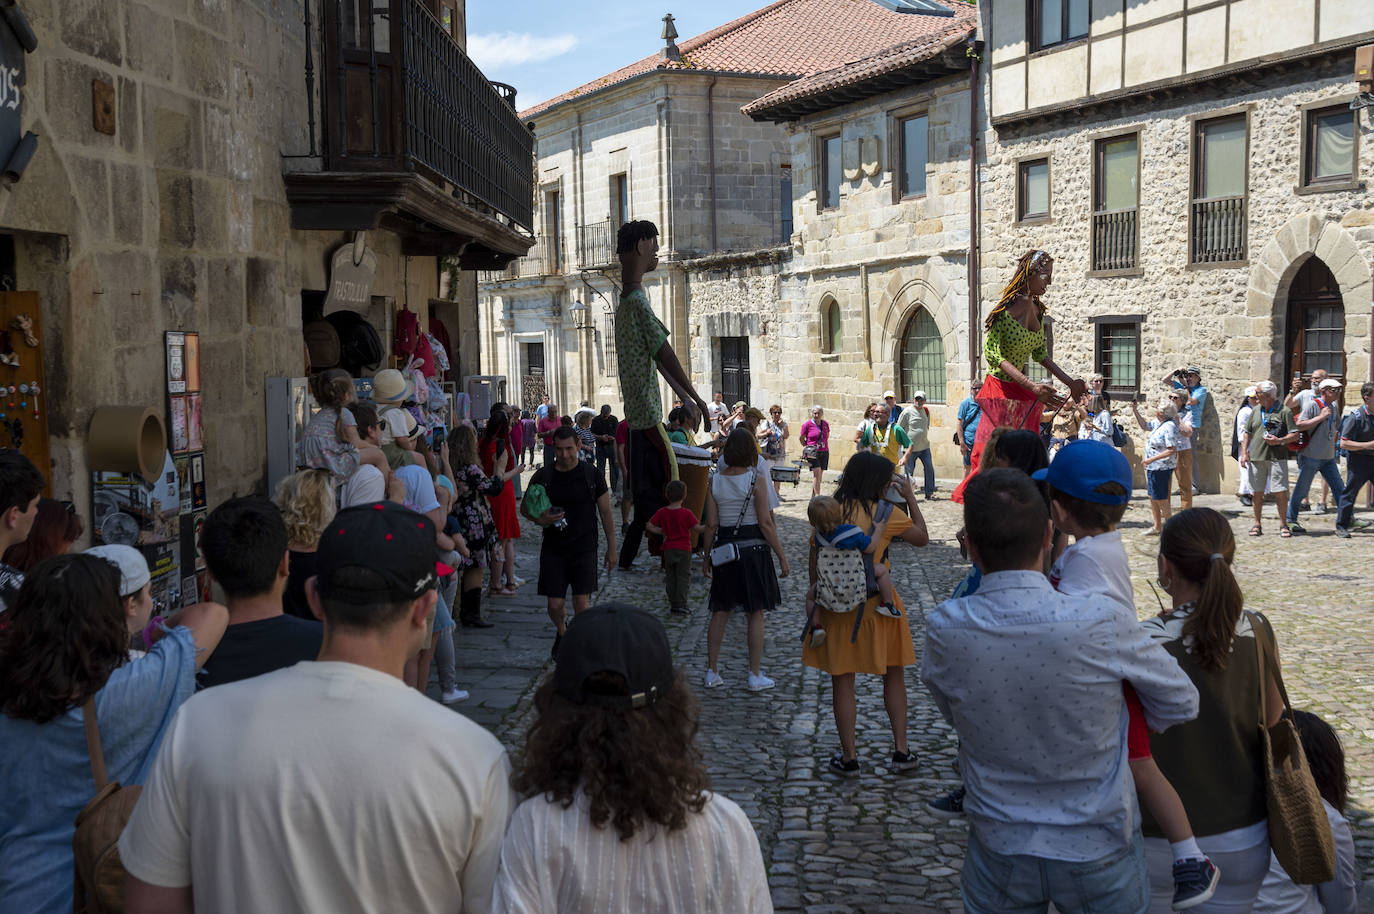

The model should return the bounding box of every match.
[298,368,390,482]
[803,496,898,647]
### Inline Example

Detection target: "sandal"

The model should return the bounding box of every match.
[488,587,518,598]
[1279,526,1292,538]
[1248,525,1263,537]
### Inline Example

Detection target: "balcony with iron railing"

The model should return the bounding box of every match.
[1091,208,1138,273]
[286,0,535,268]
[578,220,616,269]
[1190,196,1246,264]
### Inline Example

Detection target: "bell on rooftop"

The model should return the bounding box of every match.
[661,13,680,61]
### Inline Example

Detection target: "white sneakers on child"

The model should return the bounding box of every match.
[873,603,902,619]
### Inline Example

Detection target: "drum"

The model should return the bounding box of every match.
[672,442,712,550]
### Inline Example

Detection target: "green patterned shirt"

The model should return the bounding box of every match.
[615,288,670,429]
[984,311,1048,382]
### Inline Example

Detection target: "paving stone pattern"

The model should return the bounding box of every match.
[442,470,1374,913]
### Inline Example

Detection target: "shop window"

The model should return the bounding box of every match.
[1031,0,1089,51]
[821,297,841,354]
[898,308,945,404]
[1017,157,1050,221]
[899,113,929,198]
[1093,316,1143,399]
[1301,105,1357,190]
[1091,133,1138,273]
[1190,114,1247,264]
[821,134,842,210]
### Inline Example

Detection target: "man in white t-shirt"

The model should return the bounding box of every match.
[120,502,515,914]
[341,401,394,507]
[707,391,729,435]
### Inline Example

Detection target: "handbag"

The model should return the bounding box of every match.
[709,468,756,566]
[802,444,820,461]
[73,698,141,914]
[1248,611,1335,884]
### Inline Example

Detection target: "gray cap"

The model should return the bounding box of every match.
[85,545,151,598]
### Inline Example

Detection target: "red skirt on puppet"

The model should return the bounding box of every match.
[951,375,1045,503]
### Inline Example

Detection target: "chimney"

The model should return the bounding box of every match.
[661,13,680,61]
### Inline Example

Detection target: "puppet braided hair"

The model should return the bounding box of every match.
[984,250,1052,331]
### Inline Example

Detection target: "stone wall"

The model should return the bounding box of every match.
[2,0,447,513]
[979,57,1374,491]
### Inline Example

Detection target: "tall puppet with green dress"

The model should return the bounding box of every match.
[951,250,1087,503]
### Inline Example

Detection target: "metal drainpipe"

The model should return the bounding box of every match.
[707,76,719,253]
[967,39,984,385]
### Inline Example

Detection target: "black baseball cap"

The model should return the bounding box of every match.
[553,604,676,710]
[316,501,454,605]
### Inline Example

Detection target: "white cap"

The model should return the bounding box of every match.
[882,390,896,399]
[1243,386,1257,397]
[85,545,151,598]
[1317,378,1343,389]
[913,391,927,400]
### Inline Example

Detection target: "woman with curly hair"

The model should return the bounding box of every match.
[952,250,1087,503]
[0,554,228,914]
[493,604,770,913]
[1,498,84,571]
[275,468,337,621]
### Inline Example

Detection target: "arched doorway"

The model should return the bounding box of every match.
[1285,257,1346,385]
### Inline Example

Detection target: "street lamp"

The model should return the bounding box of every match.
[568,298,591,332]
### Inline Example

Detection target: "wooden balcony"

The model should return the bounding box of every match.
[285,0,534,268]
[1190,196,1246,265]
[1091,208,1138,273]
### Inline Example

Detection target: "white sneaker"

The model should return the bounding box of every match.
[705,670,725,689]
[441,688,470,704]
[747,672,775,692]
[873,602,902,618]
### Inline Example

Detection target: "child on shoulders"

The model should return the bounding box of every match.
[298,369,389,481]
[1033,440,1221,911]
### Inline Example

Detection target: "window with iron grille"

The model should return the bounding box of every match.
[1190,114,1247,264]
[1094,318,1142,399]
[1031,0,1089,51]
[1302,105,1357,189]
[1091,134,1138,272]
[821,135,842,210]
[1017,157,1050,221]
[898,309,945,404]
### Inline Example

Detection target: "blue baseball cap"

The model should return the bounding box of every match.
[1031,439,1132,505]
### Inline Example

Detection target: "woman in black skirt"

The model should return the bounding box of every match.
[702,428,791,692]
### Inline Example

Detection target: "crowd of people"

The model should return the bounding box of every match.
[0,226,1362,914]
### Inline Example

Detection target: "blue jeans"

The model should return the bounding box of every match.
[903,447,935,497]
[1286,455,1344,524]
[962,827,1148,914]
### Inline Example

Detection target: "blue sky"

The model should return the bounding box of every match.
[467,1,765,110]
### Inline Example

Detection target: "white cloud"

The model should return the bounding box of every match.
[468,31,579,71]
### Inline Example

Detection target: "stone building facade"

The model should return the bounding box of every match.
[3,0,530,512]
[980,0,1374,490]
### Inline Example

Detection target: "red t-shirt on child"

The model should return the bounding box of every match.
[649,505,698,552]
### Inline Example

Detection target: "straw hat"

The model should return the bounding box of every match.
[372,368,414,406]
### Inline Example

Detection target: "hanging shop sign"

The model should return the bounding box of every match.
[323,233,377,316]
[0,4,38,185]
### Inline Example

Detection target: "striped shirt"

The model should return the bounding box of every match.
[492,791,772,913]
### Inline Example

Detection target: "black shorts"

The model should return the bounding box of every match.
[809,450,830,471]
[537,545,599,598]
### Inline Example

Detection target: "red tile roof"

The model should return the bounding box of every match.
[742,21,974,120]
[520,0,978,120]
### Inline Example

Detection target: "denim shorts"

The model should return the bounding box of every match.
[963,827,1148,914]
[1146,468,1173,501]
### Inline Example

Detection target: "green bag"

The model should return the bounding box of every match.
[523,482,551,519]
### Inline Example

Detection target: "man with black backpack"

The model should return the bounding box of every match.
[522,426,616,659]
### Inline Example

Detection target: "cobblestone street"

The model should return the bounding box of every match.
[446,470,1374,913]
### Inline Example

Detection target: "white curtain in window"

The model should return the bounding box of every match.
[1314,112,1354,179]
[1202,119,1246,198]
[1024,161,1049,216]
[1101,138,1138,211]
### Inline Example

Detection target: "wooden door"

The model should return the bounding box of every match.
[325,0,398,160]
[1285,257,1346,386]
[0,291,51,494]
[720,336,750,408]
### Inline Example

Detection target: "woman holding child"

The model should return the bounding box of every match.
[1140,508,1290,913]
[803,452,928,777]
[953,249,1087,503]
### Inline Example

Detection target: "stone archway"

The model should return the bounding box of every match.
[876,270,959,373]
[1248,215,1371,388]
